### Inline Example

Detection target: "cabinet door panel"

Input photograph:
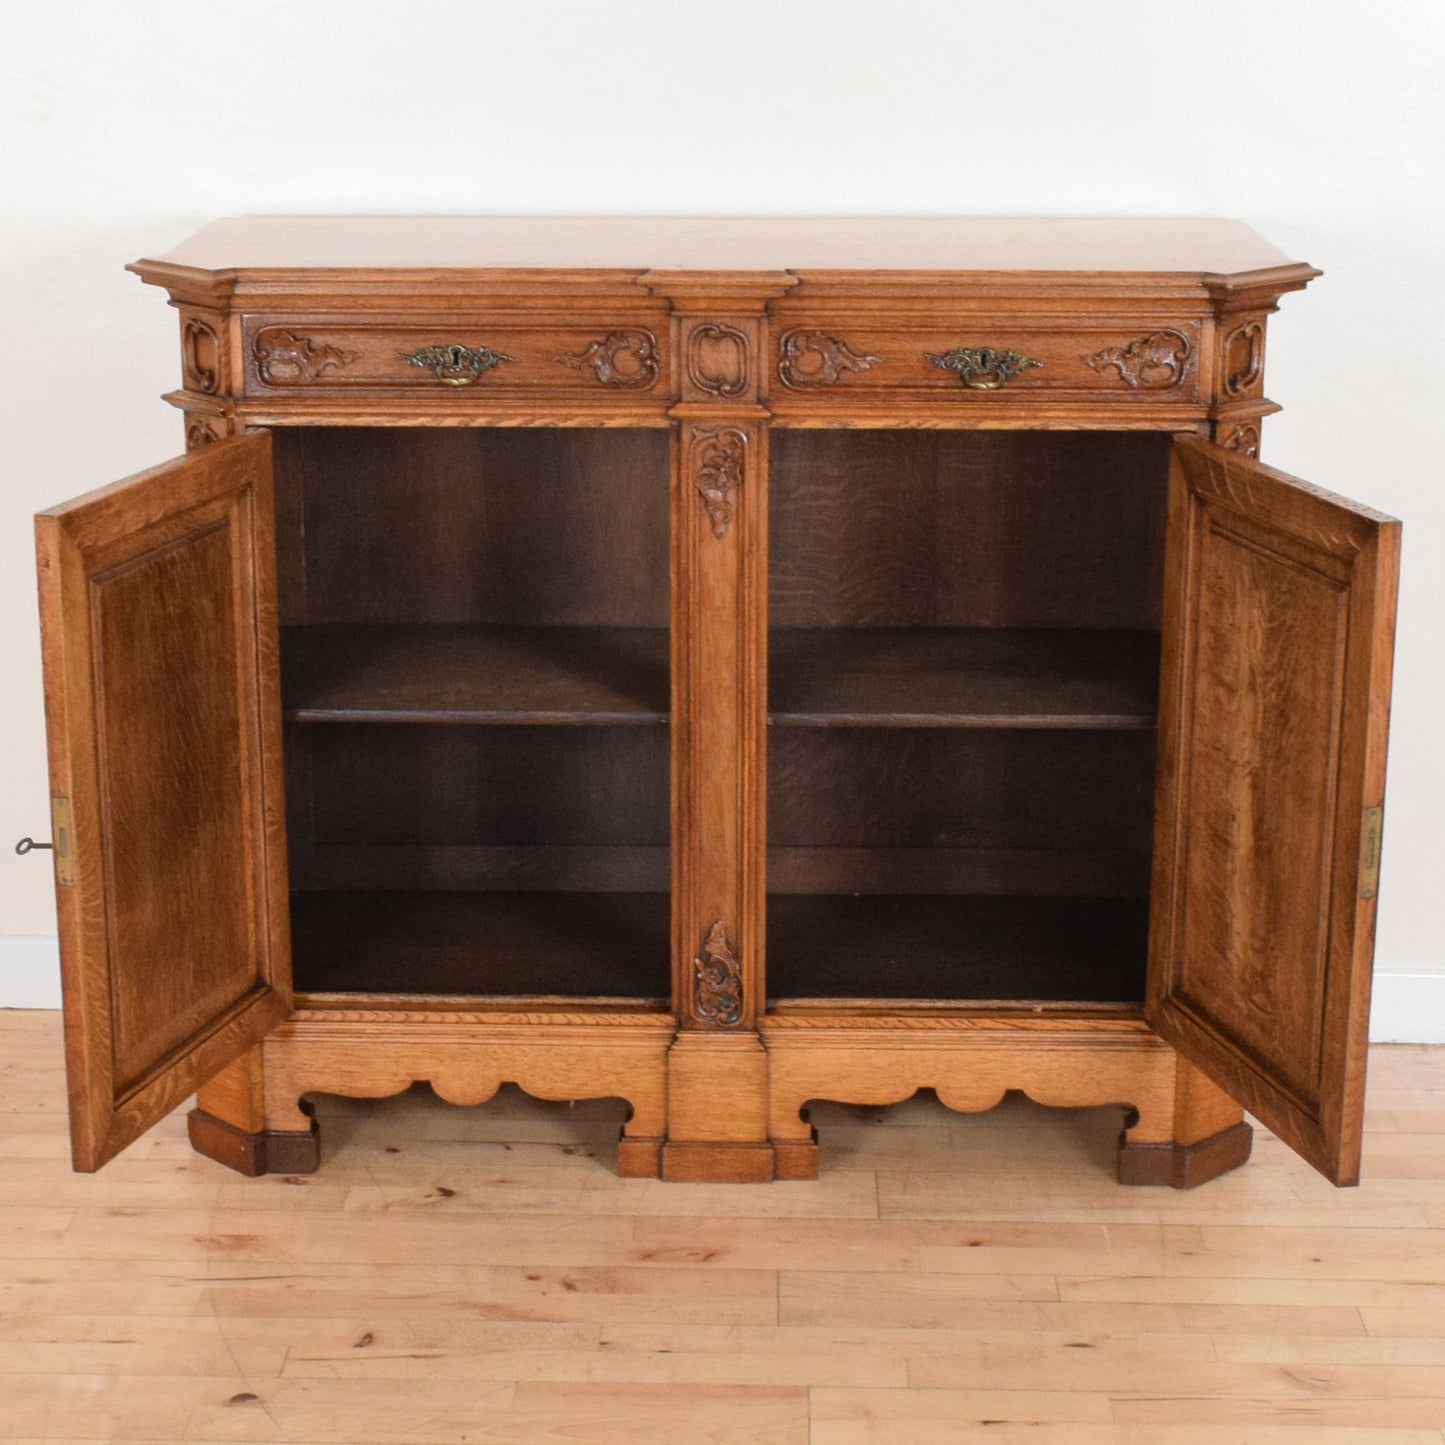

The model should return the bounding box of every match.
[1149,436,1398,1185]
[36,432,290,1171]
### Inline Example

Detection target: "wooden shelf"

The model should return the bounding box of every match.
[290,890,671,999]
[766,893,1149,1004]
[282,625,669,725]
[769,628,1159,729]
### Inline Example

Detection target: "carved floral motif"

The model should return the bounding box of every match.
[693,920,743,1026]
[777,329,882,387]
[557,330,660,389]
[254,329,358,386]
[1084,330,1192,389]
[691,425,747,539]
[687,323,750,398]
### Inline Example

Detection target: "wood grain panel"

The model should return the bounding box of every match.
[35,433,290,1170]
[1149,436,1399,1185]
[769,430,1168,629]
[768,729,1154,855]
[767,894,1149,1004]
[93,522,259,1091]
[289,891,670,999]
[298,725,669,850]
[286,723,670,896]
[272,428,669,627]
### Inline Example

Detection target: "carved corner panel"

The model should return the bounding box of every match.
[254,328,358,386]
[693,921,744,1026]
[180,315,224,395]
[777,329,881,388]
[557,330,660,390]
[689,425,748,540]
[1221,319,1266,397]
[1084,330,1192,390]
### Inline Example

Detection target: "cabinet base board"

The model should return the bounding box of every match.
[660,1141,776,1183]
[617,1134,664,1178]
[187,1107,321,1177]
[1116,1119,1253,1188]
[772,1135,820,1180]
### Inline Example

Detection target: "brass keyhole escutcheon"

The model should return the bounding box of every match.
[927,346,1044,390]
[399,343,513,386]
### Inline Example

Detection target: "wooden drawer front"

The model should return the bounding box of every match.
[241,317,666,396]
[772,321,1203,403]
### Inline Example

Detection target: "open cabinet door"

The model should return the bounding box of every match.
[36,432,291,1171]
[1148,435,1399,1185]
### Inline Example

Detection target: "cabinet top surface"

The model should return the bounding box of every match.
[138,216,1305,278]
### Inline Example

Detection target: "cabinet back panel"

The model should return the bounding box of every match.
[768,729,1153,897]
[766,894,1148,1004]
[286,724,669,893]
[291,890,670,999]
[769,430,1168,629]
[272,428,670,627]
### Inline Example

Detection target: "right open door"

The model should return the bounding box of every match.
[1148,435,1400,1185]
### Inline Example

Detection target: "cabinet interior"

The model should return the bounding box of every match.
[767,429,1170,1008]
[273,425,1169,1009]
[273,427,673,1001]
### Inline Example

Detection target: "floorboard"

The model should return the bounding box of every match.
[1,1009,1441,1444]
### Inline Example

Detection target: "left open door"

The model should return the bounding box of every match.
[35,432,291,1171]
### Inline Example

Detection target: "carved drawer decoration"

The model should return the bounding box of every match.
[241,316,665,397]
[766,319,1203,405]
[557,330,660,389]
[254,329,358,386]
[1083,329,1192,389]
[777,329,881,388]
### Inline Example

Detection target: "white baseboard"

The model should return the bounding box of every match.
[0,936,62,1009]
[1367,970,1445,1044]
[0,936,1441,1042]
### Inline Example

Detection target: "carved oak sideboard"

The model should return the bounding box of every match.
[33,218,1397,1187]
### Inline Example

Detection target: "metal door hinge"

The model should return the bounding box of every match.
[1359,806,1383,900]
[51,798,73,887]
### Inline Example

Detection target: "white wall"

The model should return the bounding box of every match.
[2,1,1442,1029]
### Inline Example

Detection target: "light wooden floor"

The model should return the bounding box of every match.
[2,1010,1443,1444]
